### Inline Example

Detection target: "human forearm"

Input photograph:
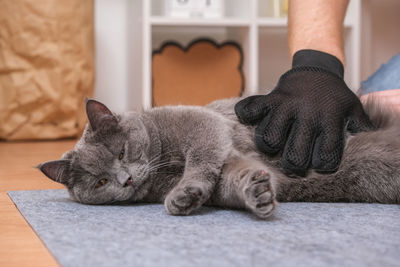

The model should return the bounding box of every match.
[288,0,349,65]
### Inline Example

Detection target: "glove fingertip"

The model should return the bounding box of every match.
[235,95,272,124]
[311,135,343,174]
[347,104,377,134]
[347,116,376,134]
[281,159,307,178]
[255,134,281,155]
[313,160,340,174]
[234,100,254,124]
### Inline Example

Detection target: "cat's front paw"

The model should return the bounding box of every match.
[164,185,205,216]
[243,170,277,219]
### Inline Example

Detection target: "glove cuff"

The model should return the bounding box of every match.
[292,49,344,79]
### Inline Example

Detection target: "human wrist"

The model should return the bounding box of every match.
[292,49,345,79]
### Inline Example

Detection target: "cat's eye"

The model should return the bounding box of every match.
[119,148,125,160]
[95,178,108,188]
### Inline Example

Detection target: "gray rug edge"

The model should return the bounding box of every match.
[7,189,400,267]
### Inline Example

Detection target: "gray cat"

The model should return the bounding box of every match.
[39,98,400,219]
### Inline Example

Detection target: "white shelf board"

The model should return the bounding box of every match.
[150,16,354,28]
[150,16,251,27]
[257,17,287,27]
[257,17,354,28]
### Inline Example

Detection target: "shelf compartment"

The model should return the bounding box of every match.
[258,0,288,19]
[151,0,251,19]
[151,25,253,101]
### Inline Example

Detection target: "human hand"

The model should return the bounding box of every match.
[235,50,375,177]
[360,89,400,113]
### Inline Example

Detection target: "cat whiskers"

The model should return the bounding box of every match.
[135,160,183,179]
[146,149,181,165]
[131,149,184,180]
[142,150,182,172]
[146,160,183,173]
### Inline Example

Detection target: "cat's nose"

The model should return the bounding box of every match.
[123,177,133,187]
[116,171,131,185]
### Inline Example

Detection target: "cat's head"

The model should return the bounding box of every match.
[39,99,160,204]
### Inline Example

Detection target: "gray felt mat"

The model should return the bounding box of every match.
[7,189,400,267]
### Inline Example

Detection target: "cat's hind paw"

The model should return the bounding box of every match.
[243,170,277,219]
[164,185,205,216]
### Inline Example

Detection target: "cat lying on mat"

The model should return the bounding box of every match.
[39,98,400,219]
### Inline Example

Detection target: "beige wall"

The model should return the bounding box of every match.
[361,0,400,82]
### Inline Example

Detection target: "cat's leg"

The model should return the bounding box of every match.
[164,150,222,216]
[211,153,278,219]
[241,169,277,219]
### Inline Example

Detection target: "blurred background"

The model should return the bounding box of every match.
[1,0,400,141]
[1,2,399,265]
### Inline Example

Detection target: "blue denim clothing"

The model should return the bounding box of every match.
[359,53,400,94]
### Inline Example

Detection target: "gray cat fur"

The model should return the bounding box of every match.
[39,97,400,219]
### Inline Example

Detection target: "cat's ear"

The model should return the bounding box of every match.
[86,99,118,131]
[38,160,71,186]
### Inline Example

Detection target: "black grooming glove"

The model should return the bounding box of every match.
[235,49,374,176]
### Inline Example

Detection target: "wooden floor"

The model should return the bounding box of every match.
[0,140,77,267]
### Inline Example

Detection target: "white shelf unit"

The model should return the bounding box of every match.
[129,0,362,110]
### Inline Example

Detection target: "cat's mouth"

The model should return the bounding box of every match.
[123,177,133,187]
